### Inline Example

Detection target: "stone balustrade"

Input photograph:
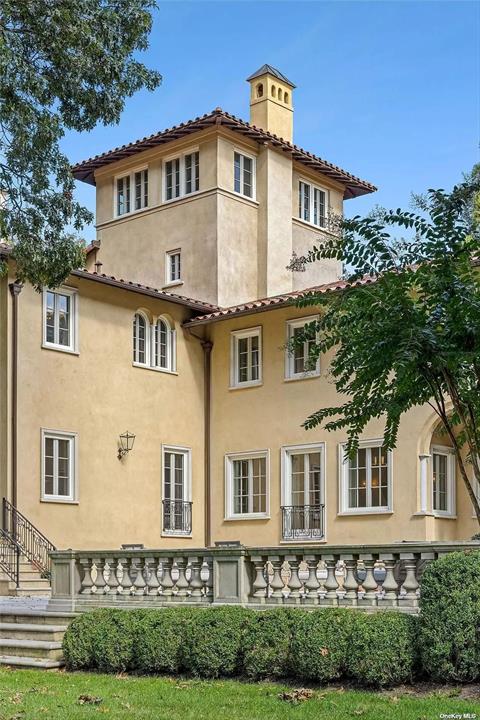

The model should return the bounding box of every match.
[48,541,480,613]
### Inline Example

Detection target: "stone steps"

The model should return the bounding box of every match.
[0,554,52,598]
[0,622,67,642]
[0,610,76,669]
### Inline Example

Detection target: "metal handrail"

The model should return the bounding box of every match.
[2,498,56,576]
[0,528,21,587]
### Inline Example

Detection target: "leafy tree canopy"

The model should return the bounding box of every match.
[294,166,480,521]
[0,0,161,289]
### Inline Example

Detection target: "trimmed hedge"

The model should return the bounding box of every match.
[64,605,419,686]
[419,550,480,682]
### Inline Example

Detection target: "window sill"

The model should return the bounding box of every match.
[161,532,192,539]
[41,498,78,505]
[284,372,320,383]
[232,190,258,204]
[163,280,184,290]
[42,343,79,356]
[292,217,338,238]
[132,362,178,376]
[432,513,457,520]
[337,509,393,517]
[280,538,328,545]
[229,381,263,391]
[224,514,270,521]
[162,190,201,205]
[114,205,150,220]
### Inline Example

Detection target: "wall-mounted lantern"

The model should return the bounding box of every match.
[118,431,135,460]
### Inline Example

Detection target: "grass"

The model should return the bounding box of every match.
[0,668,478,719]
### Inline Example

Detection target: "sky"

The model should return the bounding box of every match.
[62,0,479,241]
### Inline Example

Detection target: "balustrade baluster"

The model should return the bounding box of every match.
[341,555,359,606]
[285,555,302,603]
[188,556,203,599]
[266,555,285,603]
[132,557,147,595]
[358,554,378,607]
[105,558,119,594]
[399,554,420,608]
[250,555,268,602]
[322,556,339,606]
[203,557,214,599]
[144,557,160,595]
[160,557,175,599]
[79,557,94,595]
[304,555,320,605]
[379,554,399,606]
[119,557,133,595]
[175,557,189,599]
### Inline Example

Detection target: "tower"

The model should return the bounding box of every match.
[246,64,295,143]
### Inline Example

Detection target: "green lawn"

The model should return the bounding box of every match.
[0,668,478,719]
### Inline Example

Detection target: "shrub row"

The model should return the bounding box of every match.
[63,605,417,687]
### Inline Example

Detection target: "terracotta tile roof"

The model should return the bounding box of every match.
[72,269,219,312]
[183,276,376,327]
[72,108,376,199]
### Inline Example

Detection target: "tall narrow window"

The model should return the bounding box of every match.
[116,175,130,216]
[432,447,455,515]
[285,316,320,379]
[165,158,181,200]
[298,180,327,228]
[42,430,76,502]
[226,452,269,518]
[163,446,191,535]
[185,151,199,194]
[231,327,262,387]
[234,152,255,199]
[340,441,392,513]
[133,312,149,365]
[43,287,77,353]
[282,444,325,540]
[154,317,175,371]
[165,249,181,285]
[116,169,148,216]
[134,169,148,210]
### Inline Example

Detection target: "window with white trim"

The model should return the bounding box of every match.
[164,151,199,201]
[165,249,181,285]
[43,287,77,353]
[281,444,325,539]
[234,151,255,199]
[298,180,327,228]
[41,430,76,502]
[225,451,269,518]
[285,316,320,379]
[133,312,176,372]
[432,446,456,516]
[230,326,262,388]
[339,440,392,513]
[116,168,148,216]
[162,445,192,535]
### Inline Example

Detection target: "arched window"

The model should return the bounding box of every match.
[284,92,289,104]
[256,83,263,98]
[277,87,282,100]
[133,312,149,365]
[154,316,176,372]
[271,85,276,97]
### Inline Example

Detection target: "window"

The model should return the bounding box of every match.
[281,444,325,540]
[42,287,77,353]
[165,249,181,285]
[225,451,269,519]
[339,440,392,514]
[234,151,255,199]
[285,316,320,379]
[164,151,199,201]
[116,168,148,216]
[41,430,76,502]
[230,327,262,388]
[133,312,176,372]
[298,180,327,228]
[162,446,192,535]
[432,446,455,516]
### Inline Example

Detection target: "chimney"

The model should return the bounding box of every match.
[246,64,295,143]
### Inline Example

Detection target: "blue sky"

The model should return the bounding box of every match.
[63,1,479,240]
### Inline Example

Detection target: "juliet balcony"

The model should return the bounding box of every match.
[162,500,192,536]
[281,505,325,541]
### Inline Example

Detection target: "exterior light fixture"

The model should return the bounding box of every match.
[118,431,135,460]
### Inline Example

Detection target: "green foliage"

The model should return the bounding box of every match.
[134,608,190,675]
[419,551,480,682]
[0,0,161,288]
[241,608,294,679]
[181,606,250,678]
[62,611,97,670]
[294,167,480,521]
[290,608,353,683]
[347,612,418,687]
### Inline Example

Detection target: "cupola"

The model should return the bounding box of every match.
[246,64,295,143]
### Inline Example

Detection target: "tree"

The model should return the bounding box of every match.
[0,0,161,289]
[294,167,480,522]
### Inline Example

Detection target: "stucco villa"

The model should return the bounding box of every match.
[0,66,477,606]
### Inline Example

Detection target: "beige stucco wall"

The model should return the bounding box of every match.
[0,275,9,505]
[208,306,478,546]
[11,276,206,550]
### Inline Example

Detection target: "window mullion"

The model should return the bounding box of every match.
[247,336,252,381]
[53,438,59,497]
[366,448,372,507]
[248,459,253,514]
[54,294,59,345]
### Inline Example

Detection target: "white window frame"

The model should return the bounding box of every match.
[225,450,270,520]
[132,312,176,374]
[281,443,326,506]
[114,166,149,218]
[230,326,262,389]
[233,149,256,200]
[41,429,77,503]
[298,177,328,229]
[338,438,393,515]
[161,444,192,536]
[42,286,78,354]
[285,315,320,380]
[431,445,456,518]
[162,148,200,203]
[165,249,182,287]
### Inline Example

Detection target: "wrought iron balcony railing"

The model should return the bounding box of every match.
[281,504,325,541]
[162,500,192,535]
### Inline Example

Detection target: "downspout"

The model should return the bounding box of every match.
[9,282,22,511]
